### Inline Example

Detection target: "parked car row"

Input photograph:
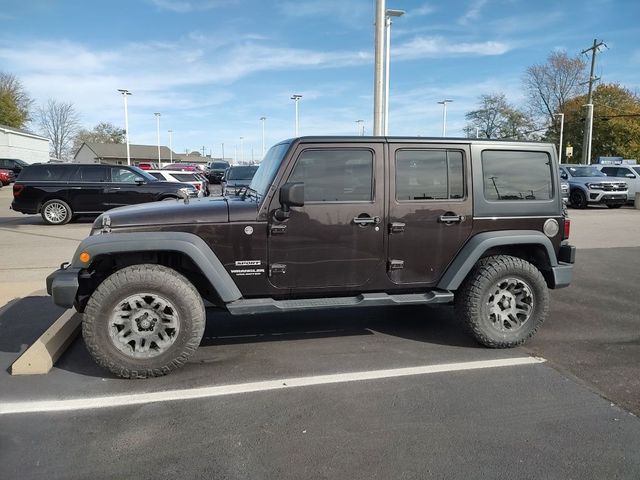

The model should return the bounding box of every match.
[11,163,198,225]
[147,170,210,197]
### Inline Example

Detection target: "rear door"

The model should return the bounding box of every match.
[387,143,473,285]
[67,165,109,212]
[267,143,385,290]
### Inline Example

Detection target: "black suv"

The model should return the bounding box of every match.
[205,160,230,183]
[48,137,575,378]
[0,158,29,176]
[12,163,197,225]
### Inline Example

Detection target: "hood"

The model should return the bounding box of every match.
[93,197,230,230]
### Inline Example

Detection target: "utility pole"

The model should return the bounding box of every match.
[554,113,564,163]
[581,38,606,164]
[373,0,386,135]
[201,145,206,156]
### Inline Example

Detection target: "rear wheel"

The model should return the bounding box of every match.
[569,189,588,209]
[455,255,549,348]
[41,199,72,225]
[83,264,206,378]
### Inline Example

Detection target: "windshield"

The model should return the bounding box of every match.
[249,142,291,198]
[566,166,606,178]
[227,166,258,180]
[129,166,158,182]
[213,162,229,169]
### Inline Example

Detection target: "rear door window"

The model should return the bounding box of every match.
[482,151,553,201]
[172,173,198,182]
[71,166,108,182]
[395,149,465,201]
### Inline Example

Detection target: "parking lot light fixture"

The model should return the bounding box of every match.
[438,99,453,137]
[383,8,405,136]
[154,113,161,166]
[117,89,132,165]
[291,95,302,136]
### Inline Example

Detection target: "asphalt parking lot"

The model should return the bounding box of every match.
[1,186,639,479]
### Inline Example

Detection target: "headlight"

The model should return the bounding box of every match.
[586,183,604,190]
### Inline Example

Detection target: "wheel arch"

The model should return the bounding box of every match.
[72,232,241,311]
[437,231,558,291]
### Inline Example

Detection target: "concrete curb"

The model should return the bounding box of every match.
[10,310,81,375]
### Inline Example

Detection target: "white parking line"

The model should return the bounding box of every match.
[0,357,545,415]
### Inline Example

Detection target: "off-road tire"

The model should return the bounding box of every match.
[455,255,549,348]
[569,189,587,209]
[41,199,72,225]
[83,264,206,379]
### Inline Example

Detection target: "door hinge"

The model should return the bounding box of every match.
[269,263,287,276]
[389,222,405,234]
[269,223,287,235]
[388,259,405,270]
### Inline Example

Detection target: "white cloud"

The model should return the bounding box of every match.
[458,0,488,25]
[411,3,436,17]
[146,0,235,13]
[394,36,511,58]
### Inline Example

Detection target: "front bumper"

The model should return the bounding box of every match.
[588,191,627,204]
[46,264,80,308]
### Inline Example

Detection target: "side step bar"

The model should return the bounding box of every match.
[226,290,454,316]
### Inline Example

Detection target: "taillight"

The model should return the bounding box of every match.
[13,184,24,197]
[563,218,571,240]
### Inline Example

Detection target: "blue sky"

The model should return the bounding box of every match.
[1,0,638,159]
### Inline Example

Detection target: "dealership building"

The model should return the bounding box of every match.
[0,124,50,164]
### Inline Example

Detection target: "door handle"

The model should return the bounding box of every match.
[438,213,464,224]
[71,186,82,189]
[105,187,121,191]
[353,215,381,226]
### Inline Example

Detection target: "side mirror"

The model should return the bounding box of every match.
[560,172,568,180]
[626,173,635,179]
[275,182,304,221]
[134,176,145,185]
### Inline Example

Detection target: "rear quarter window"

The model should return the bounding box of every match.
[172,173,197,182]
[18,165,71,181]
[482,150,553,201]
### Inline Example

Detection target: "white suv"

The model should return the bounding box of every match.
[147,170,207,197]
[597,164,640,202]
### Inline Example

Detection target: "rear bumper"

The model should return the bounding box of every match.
[550,244,576,289]
[10,200,37,214]
[46,265,80,308]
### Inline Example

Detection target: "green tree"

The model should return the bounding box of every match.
[0,72,33,128]
[72,121,125,155]
[561,83,640,163]
[463,93,538,140]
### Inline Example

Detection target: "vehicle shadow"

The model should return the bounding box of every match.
[53,304,475,379]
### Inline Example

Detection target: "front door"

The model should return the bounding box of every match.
[105,167,155,208]
[387,144,473,285]
[268,144,385,290]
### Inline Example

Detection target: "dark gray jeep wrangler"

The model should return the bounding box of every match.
[47,137,575,378]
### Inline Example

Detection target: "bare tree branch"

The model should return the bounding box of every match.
[37,99,80,160]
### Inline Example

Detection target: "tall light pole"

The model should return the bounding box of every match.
[117,89,132,165]
[291,95,302,136]
[554,113,564,163]
[168,129,173,163]
[239,137,244,163]
[154,113,161,166]
[356,119,364,136]
[260,116,266,156]
[373,0,386,135]
[221,143,225,160]
[383,8,405,136]
[438,99,453,137]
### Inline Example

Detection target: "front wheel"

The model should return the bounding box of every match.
[455,255,549,348]
[569,189,588,209]
[82,264,206,378]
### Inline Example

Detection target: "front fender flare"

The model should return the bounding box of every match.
[71,232,242,303]
[437,230,558,291]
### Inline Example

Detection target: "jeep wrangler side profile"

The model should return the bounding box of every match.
[47,137,575,378]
